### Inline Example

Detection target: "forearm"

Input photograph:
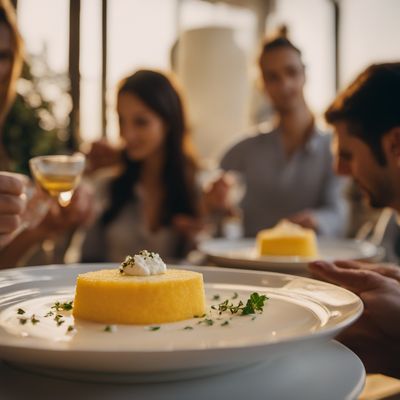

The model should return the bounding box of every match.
[0,227,51,269]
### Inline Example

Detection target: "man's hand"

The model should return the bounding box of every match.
[0,173,27,248]
[309,260,400,377]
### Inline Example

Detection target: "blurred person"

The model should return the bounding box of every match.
[206,30,348,237]
[0,172,26,248]
[310,63,400,378]
[0,0,92,268]
[0,0,22,170]
[80,69,204,262]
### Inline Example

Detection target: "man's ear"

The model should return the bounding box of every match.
[383,127,400,166]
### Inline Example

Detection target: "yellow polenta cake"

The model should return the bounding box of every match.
[73,269,206,324]
[256,220,318,257]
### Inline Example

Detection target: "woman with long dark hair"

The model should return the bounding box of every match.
[81,69,202,261]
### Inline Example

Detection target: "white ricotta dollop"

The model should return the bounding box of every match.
[119,251,166,276]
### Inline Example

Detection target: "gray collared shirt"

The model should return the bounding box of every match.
[220,127,349,237]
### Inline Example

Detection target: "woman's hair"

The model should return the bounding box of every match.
[101,69,199,229]
[0,0,23,123]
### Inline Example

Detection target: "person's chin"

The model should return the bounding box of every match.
[126,150,146,162]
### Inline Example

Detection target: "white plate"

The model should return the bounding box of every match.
[0,263,362,381]
[0,341,365,400]
[199,237,381,273]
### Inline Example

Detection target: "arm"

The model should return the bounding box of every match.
[84,139,123,173]
[203,139,246,215]
[0,173,26,249]
[0,183,94,269]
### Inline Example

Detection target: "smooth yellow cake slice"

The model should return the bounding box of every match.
[256,220,318,257]
[73,269,206,325]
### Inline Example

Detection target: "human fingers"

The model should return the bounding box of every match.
[0,174,24,195]
[309,260,390,294]
[334,260,400,282]
[0,233,16,248]
[0,214,21,234]
[0,194,26,215]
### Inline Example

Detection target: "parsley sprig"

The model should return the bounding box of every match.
[242,293,269,315]
[148,326,160,331]
[51,301,73,312]
[212,292,268,316]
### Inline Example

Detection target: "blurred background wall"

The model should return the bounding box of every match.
[11,0,400,163]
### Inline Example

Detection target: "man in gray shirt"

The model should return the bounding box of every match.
[212,33,348,237]
[221,126,347,237]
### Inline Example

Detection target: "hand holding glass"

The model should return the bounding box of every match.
[29,153,86,207]
[0,172,50,246]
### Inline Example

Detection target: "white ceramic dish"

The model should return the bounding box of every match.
[0,263,363,381]
[199,237,380,273]
[0,341,365,399]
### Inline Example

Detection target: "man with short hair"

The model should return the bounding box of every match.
[310,62,400,378]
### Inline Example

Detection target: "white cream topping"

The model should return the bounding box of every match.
[119,251,166,276]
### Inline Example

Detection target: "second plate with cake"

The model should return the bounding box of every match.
[198,237,382,274]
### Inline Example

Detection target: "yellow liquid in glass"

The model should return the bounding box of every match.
[34,172,80,197]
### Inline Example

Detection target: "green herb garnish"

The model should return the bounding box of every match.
[241,293,268,315]
[198,318,214,326]
[44,311,54,317]
[119,255,135,274]
[67,325,75,332]
[213,292,268,316]
[221,320,229,326]
[183,326,193,330]
[149,326,160,331]
[232,292,239,300]
[139,250,157,259]
[212,294,220,301]
[18,317,27,325]
[51,301,73,312]
[54,314,65,326]
[17,308,25,315]
[30,315,40,325]
[104,325,113,332]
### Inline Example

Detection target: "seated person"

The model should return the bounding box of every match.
[0,0,23,170]
[0,0,93,269]
[80,69,203,262]
[207,32,348,237]
[310,62,400,378]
